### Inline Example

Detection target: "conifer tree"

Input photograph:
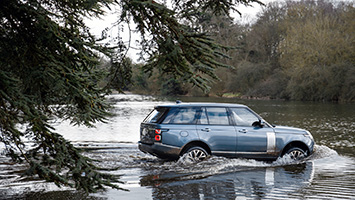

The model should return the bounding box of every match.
[0,0,262,192]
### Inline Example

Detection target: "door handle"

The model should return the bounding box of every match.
[201,128,211,132]
[238,129,247,133]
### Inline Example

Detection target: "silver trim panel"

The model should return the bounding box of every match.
[267,132,276,153]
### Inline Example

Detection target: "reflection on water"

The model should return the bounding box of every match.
[91,144,355,200]
[0,94,355,199]
[141,162,315,199]
[139,145,352,200]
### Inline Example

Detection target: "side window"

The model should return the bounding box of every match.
[230,108,259,126]
[163,107,198,124]
[206,107,230,125]
[199,107,208,124]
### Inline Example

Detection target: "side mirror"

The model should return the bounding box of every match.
[252,120,264,128]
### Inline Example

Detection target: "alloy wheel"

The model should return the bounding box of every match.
[287,147,306,160]
[185,147,208,162]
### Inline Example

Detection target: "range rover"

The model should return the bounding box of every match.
[138,102,314,162]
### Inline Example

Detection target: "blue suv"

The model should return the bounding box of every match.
[139,102,314,162]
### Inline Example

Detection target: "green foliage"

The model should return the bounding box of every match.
[129,63,150,93]
[128,64,188,96]
[117,0,261,92]
[106,57,133,92]
[160,77,188,96]
[0,0,122,192]
[1,0,264,193]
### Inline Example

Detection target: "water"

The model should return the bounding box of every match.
[0,94,354,199]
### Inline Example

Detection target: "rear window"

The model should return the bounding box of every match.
[144,107,169,123]
[162,107,199,124]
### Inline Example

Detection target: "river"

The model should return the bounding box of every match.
[0,94,354,199]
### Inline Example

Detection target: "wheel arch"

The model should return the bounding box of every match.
[180,141,211,156]
[281,141,310,157]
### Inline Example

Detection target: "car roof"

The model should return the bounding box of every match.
[155,102,248,108]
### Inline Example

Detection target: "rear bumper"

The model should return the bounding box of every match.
[138,142,181,160]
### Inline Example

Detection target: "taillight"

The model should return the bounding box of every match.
[155,129,161,141]
[155,135,161,141]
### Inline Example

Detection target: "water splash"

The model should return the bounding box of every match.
[152,144,341,175]
[308,144,338,160]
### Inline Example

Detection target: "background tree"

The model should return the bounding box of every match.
[198,12,247,96]
[126,0,354,102]
[279,0,355,101]
[0,0,262,192]
[235,2,288,98]
[208,2,287,98]
[202,0,353,101]
[114,0,263,92]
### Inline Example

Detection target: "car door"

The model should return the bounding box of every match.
[229,107,276,159]
[196,107,237,157]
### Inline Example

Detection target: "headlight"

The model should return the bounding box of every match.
[303,131,314,140]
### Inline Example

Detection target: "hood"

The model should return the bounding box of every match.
[273,125,308,134]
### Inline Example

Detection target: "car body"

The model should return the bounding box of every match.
[138,102,314,161]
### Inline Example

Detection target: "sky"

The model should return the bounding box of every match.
[84,1,272,61]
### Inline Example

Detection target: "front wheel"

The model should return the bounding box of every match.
[183,146,209,163]
[285,147,307,160]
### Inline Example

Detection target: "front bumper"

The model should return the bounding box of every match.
[138,142,181,160]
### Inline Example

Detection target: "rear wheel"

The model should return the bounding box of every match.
[285,147,307,160]
[183,146,209,163]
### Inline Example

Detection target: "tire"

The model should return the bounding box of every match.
[183,146,209,163]
[285,147,307,160]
